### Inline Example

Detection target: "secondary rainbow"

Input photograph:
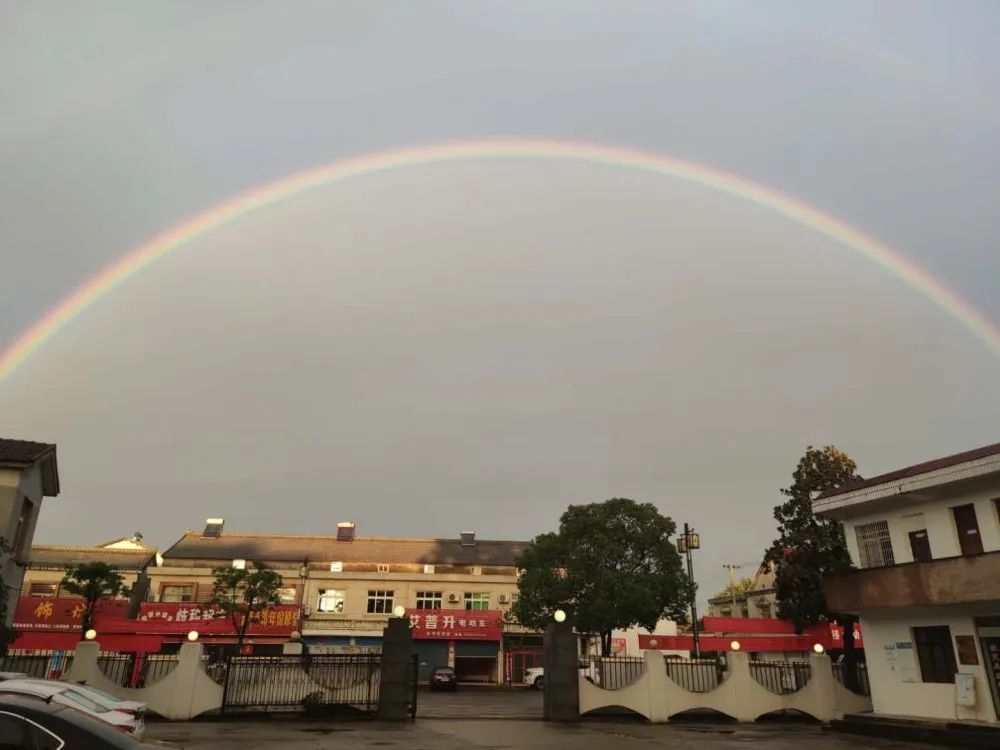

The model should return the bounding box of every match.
[1,137,997,385]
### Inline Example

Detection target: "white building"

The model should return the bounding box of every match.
[813,441,1000,724]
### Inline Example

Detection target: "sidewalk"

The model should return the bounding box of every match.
[831,712,1000,748]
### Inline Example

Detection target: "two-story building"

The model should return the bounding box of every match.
[0,438,60,626]
[149,520,537,683]
[814,441,1000,724]
[707,563,778,620]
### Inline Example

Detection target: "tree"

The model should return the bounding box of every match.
[61,562,130,640]
[713,577,754,600]
[209,562,283,652]
[0,538,19,655]
[764,445,862,688]
[513,498,692,656]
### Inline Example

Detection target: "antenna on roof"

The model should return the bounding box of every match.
[203,518,224,538]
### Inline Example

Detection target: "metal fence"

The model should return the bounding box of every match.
[832,662,870,696]
[663,657,727,693]
[97,652,136,687]
[221,653,382,714]
[591,657,645,690]
[748,660,811,695]
[136,655,179,687]
[0,650,74,679]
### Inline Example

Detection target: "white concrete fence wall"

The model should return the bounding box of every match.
[580,651,872,723]
[66,641,224,720]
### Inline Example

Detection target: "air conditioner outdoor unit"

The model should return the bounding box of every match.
[498,594,509,604]
[448,593,459,603]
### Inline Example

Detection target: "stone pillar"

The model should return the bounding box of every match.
[543,622,579,722]
[378,617,414,721]
[808,652,835,722]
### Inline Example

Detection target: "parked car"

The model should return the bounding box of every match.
[524,661,600,690]
[0,673,29,682]
[429,666,458,691]
[0,679,145,739]
[0,693,147,748]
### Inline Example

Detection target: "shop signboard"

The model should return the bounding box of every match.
[405,609,502,641]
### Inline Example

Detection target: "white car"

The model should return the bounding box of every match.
[0,679,146,740]
[524,661,600,689]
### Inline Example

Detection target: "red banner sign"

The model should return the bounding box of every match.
[137,603,299,634]
[14,597,130,631]
[405,609,502,641]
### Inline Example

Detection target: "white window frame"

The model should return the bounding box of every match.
[277,586,297,605]
[416,591,443,609]
[317,589,346,613]
[855,520,895,568]
[376,563,390,573]
[28,582,58,597]
[470,566,482,576]
[367,589,394,614]
[464,592,490,611]
[423,564,435,574]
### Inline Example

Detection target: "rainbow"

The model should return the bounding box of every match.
[1,137,997,385]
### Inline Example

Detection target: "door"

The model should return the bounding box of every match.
[978,632,1000,721]
[908,530,933,562]
[952,504,984,556]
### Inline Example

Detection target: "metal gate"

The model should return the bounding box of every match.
[221,653,381,714]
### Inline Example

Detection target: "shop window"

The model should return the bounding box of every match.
[416,591,443,610]
[914,626,958,684]
[277,586,297,605]
[855,520,894,568]
[28,582,57,597]
[317,589,346,613]
[160,584,195,603]
[367,590,394,614]
[464,592,490,611]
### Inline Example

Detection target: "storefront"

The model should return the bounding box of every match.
[406,609,502,684]
[503,633,543,685]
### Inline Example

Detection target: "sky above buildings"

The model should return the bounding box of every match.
[1,1,998,600]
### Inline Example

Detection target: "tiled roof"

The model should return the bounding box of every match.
[162,532,530,567]
[29,545,154,571]
[0,438,55,465]
[816,441,1000,500]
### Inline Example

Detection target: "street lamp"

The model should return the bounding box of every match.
[678,523,701,657]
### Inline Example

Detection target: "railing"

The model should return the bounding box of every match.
[97,652,137,687]
[663,656,727,693]
[591,657,646,690]
[749,660,811,694]
[221,653,382,714]
[136,655,178,687]
[832,662,870,696]
[0,649,74,679]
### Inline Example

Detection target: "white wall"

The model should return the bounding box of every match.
[860,608,997,723]
[841,482,1000,569]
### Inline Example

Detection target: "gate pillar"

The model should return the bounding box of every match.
[378,616,415,720]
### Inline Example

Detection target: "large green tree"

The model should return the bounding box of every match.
[209,562,283,651]
[61,562,130,640]
[764,445,862,687]
[513,498,692,656]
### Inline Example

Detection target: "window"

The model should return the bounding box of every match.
[317,589,346,613]
[277,586,297,605]
[367,590,394,614]
[231,559,246,570]
[423,564,435,574]
[12,499,34,561]
[914,626,957,684]
[160,584,195,603]
[464,592,490,611]
[757,602,772,619]
[376,564,390,573]
[855,520,894,568]
[28,582,57,597]
[416,591,443,610]
[0,711,63,750]
[470,566,482,576]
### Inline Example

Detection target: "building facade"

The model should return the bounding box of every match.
[147,521,537,683]
[0,438,60,626]
[707,563,778,619]
[814,441,1000,724]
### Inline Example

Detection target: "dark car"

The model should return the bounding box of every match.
[0,693,148,749]
[429,666,458,691]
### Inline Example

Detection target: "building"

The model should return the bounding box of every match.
[707,563,778,619]
[0,438,60,625]
[814,441,1000,724]
[147,520,536,683]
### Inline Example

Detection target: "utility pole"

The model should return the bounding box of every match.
[723,563,739,614]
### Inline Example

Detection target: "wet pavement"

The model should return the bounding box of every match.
[146,718,950,750]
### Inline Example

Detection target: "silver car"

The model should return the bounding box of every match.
[0,679,146,740]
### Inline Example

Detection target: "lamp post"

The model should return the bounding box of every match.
[677,523,701,657]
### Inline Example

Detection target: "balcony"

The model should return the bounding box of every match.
[824,550,1000,612]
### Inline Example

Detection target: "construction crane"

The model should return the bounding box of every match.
[721,561,760,613]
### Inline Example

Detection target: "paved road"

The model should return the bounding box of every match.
[146,719,949,750]
[417,687,542,719]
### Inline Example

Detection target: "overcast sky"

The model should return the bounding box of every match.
[1,1,998,601]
